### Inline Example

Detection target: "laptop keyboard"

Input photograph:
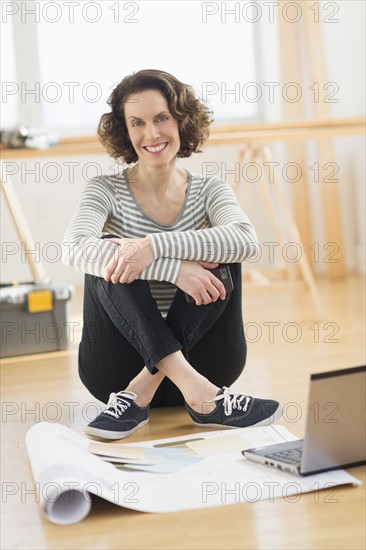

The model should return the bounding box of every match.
[265,447,303,465]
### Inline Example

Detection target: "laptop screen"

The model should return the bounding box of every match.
[301,365,366,474]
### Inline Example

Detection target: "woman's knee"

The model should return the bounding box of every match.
[83,272,152,312]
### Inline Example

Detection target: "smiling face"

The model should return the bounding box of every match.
[124,89,181,168]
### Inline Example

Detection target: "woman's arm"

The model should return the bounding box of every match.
[147,176,259,264]
[62,177,119,277]
[62,177,181,283]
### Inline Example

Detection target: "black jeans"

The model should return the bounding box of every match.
[78,262,247,408]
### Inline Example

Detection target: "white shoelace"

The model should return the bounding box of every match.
[211,386,251,416]
[103,391,137,419]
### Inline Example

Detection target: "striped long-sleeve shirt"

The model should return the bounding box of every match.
[62,167,259,317]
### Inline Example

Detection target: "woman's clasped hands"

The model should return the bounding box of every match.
[103,237,226,305]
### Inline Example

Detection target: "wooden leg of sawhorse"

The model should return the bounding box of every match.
[238,143,302,284]
[259,146,324,313]
[1,161,47,283]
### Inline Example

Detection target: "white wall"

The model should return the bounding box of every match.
[2,0,365,287]
[256,0,365,274]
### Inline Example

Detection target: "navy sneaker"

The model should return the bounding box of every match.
[185,387,282,428]
[85,390,149,440]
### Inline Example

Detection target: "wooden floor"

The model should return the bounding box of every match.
[1,274,365,550]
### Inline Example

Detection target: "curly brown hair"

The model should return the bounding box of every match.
[97,69,214,163]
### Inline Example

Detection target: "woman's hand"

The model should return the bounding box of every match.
[176,260,227,305]
[103,237,154,284]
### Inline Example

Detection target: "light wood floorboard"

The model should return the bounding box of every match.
[1,275,365,550]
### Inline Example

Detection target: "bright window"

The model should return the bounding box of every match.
[3,1,261,135]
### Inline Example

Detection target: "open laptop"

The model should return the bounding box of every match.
[242,365,366,476]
